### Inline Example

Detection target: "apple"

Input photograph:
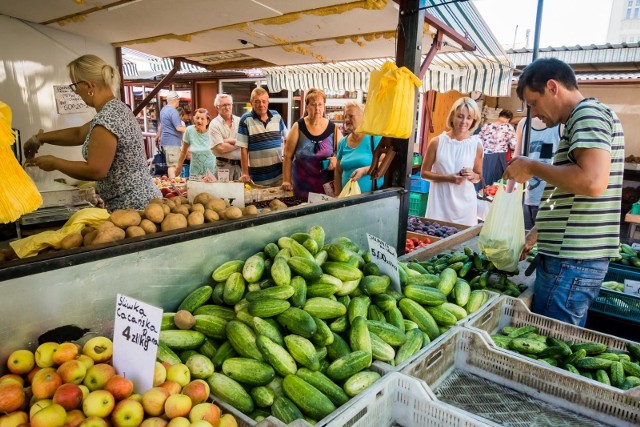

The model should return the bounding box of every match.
[104,375,134,401]
[83,363,116,391]
[29,398,52,419]
[189,402,221,425]
[82,337,113,363]
[140,418,168,427]
[166,417,190,427]
[185,354,214,380]
[27,366,42,384]
[111,398,144,427]
[153,361,167,387]
[181,380,209,405]
[78,416,110,427]
[218,413,238,427]
[126,393,142,402]
[31,402,67,427]
[6,349,35,375]
[141,387,170,417]
[52,342,80,365]
[82,390,115,418]
[158,380,181,396]
[189,422,213,427]
[0,410,28,427]
[57,359,87,384]
[0,382,25,413]
[35,342,60,368]
[76,354,95,371]
[52,382,84,411]
[165,364,190,388]
[164,393,192,419]
[64,409,86,427]
[0,374,24,387]
[31,368,62,400]
[78,384,90,401]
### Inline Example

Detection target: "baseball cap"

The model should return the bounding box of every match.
[166,91,180,101]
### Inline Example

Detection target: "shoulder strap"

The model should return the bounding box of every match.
[370,135,374,153]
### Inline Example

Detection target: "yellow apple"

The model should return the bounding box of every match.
[141,387,169,417]
[75,354,95,371]
[35,342,60,368]
[83,363,115,391]
[164,393,191,419]
[53,342,79,365]
[64,409,86,427]
[189,421,213,427]
[158,380,181,396]
[78,384,90,401]
[111,398,144,427]
[218,413,238,427]
[78,416,110,427]
[181,379,209,405]
[153,361,167,387]
[6,349,35,375]
[0,374,24,387]
[165,364,190,388]
[189,402,221,425]
[166,417,190,427]
[29,398,52,419]
[82,337,113,363]
[30,402,67,427]
[139,417,168,427]
[126,393,142,402]
[31,368,62,400]
[82,390,115,418]
[0,410,28,427]
[57,359,87,384]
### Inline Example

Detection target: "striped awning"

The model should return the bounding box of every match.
[264,1,513,97]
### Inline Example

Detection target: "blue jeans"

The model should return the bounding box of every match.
[532,254,609,326]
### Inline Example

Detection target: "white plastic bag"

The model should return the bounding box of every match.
[477,180,525,272]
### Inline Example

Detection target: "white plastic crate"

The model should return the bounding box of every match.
[401,327,640,427]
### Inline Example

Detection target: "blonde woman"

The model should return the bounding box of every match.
[24,54,161,210]
[421,97,483,226]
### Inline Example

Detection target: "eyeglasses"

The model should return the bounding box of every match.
[217,104,232,108]
[68,81,87,92]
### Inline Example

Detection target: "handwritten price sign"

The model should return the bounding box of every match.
[113,294,162,393]
[366,233,400,292]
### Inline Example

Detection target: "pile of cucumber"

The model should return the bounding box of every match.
[612,244,640,267]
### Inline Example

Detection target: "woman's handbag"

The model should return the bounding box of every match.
[151,145,168,176]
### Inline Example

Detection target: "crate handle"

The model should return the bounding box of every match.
[477,307,494,327]
[425,349,443,368]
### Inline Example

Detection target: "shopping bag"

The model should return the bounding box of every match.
[477,180,525,272]
[337,180,361,198]
[356,61,422,139]
[151,145,168,176]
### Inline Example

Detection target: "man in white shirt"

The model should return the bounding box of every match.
[209,94,241,181]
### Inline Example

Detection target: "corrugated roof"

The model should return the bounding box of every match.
[508,43,640,67]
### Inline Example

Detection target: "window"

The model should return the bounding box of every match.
[627,0,640,19]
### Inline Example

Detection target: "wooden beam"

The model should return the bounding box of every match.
[132,58,181,116]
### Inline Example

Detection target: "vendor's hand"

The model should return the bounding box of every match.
[350,167,367,181]
[281,181,293,191]
[503,157,534,183]
[459,167,476,182]
[327,156,337,171]
[520,227,538,261]
[239,174,251,183]
[24,132,43,159]
[29,155,58,172]
[452,175,466,185]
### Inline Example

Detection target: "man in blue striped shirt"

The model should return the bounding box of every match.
[237,87,287,186]
[504,57,624,326]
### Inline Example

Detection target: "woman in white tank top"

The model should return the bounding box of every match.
[421,97,484,226]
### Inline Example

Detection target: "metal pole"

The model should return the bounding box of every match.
[523,0,544,156]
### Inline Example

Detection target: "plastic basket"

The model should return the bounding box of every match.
[588,266,640,322]
[410,173,430,193]
[408,192,428,217]
[402,327,640,427]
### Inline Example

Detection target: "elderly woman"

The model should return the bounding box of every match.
[421,97,483,226]
[176,108,215,179]
[334,101,384,194]
[24,54,161,210]
[282,88,342,199]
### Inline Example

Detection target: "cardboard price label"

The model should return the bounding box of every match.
[113,294,163,393]
[624,279,640,295]
[366,233,400,292]
[308,192,335,204]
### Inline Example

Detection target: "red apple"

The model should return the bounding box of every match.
[0,382,25,413]
[104,375,134,401]
[64,409,86,427]
[52,383,83,411]
[181,380,209,405]
[31,368,62,400]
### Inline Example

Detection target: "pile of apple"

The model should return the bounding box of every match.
[153,177,187,199]
[0,337,237,427]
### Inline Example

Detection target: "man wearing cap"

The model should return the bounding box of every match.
[209,94,242,181]
[159,91,186,178]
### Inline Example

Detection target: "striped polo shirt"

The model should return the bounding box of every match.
[537,98,624,259]
[236,109,286,186]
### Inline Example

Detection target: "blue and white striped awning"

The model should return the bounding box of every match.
[264,0,513,97]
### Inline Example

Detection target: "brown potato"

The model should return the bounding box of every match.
[149,198,164,205]
[269,199,288,210]
[178,196,189,205]
[261,208,272,213]
[172,205,190,217]
[91,227,126,245]
[111,209,142,228]
[60,233,83,250]
[205,199,226,212]
[243,205,259,216]
[161,204,171,215]
[172,196,182,206]
[187,211,205,226]
[139,219,157,234]
[98,221,116,232]
[144,203,165,224]
[81,226,96,236]
[204,209,219,222]
[223,206,243,220]
[125,226,146,238]
[164,199,177,210]
[181,203,191,212]
[193,192,212,206]
[161,213,188,231]
[191,203,205,213]
[83,229,99,246]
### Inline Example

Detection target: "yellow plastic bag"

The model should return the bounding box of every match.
[356,61,422,139]
[338,180,361,198]
[477,180,525,272]
[10,208,110,258]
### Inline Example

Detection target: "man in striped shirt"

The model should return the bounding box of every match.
[504,58,624,326]
[237,87,287,186]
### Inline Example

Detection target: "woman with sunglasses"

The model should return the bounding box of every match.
[175,108,216,180]
[23,54,161,210]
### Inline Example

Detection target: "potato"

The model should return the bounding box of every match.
[161,204,171,215]
[139,219,157,234]
[111,209,142,228]
[83,229,99,246]
[149,198,164,205]
[60,233,83,250]
[161,213,188,231]
[172,196,182,206]
[164,199,177,210]
[269,199,288,210]
[262,208,272,213]
[125,226,146,238]
[144,203,165,224]
[172,205,190,217]
[0,252,5,262]
[81,226,95,236]
[0,248,17,261]
[178,196,189,205]
[205,199,226,212]
[98,221,116,232]
[204,209,219,222]
[223,206,243,220]
[187,211,205,226]
[181,203,192,212]
[91,227,126,245]
[243,205,259,216]
[193,192,212,206]
[191,203,205,213]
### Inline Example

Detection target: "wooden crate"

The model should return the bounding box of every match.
[404,217,482,261]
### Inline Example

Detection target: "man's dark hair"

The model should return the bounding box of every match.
[516,57,579,100]
[498,109,513,120]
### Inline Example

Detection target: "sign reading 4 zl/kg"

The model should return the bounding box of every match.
[53,85,94,114]
[113,294,163,393]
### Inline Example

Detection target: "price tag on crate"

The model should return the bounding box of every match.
[624,279,640,295]
[113,294,163,393]
[308,192,335,204]
[366,233,400,292]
